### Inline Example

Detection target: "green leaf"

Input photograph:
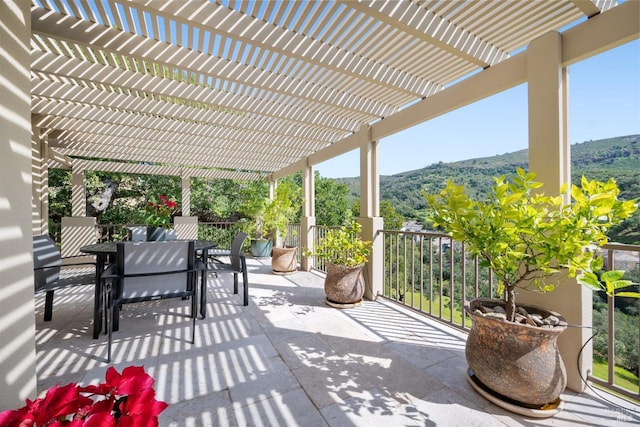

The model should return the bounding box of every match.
[614,291,640,299]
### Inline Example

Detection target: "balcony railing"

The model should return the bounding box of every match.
[379,229,499,331]
[589,242,640,402]
[309,225,344,273]
[198,221,242,248]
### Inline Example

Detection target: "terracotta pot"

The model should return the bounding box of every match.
[465,298,567,407]
[324,262,365,305]
[272,246,297,273]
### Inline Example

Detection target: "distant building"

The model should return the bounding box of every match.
[401,220,424,233]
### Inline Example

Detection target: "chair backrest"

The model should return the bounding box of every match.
[127,227,147,242]
[115,241,195,301]
[33,235,62,291]
[230,232,248,271]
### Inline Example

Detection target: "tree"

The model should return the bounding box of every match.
[350,199,404,230]
[191,178,246,220]
[314,173,350,226]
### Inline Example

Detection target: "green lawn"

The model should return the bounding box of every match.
[386,288,473,328]
[592,360,639,395]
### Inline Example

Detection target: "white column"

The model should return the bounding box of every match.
[301,164,315,271]
[71,167,87,217]
[181,176,191,216]
[357,126,384,300]
[0,0,37,410]
[269,179,276,200]
[61,216,97,259]
[31,124,48,235]
[524,31,590,394]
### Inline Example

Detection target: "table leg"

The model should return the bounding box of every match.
[200,248,208,319]
[92,254,106,339]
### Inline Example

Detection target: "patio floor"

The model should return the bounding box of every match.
[35,257,640,426]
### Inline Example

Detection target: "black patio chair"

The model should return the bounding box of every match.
[33,234,96,321]
[101,240,202,362]
[208,232,249,306]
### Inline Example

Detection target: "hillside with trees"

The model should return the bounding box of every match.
[338,135,640,243]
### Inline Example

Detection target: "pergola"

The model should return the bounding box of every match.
[1,0,638,409]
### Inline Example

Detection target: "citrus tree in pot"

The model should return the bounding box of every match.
[238,182,272,257]
[423,168,637,411]
[308,221,372,307]
[266,181,299,274]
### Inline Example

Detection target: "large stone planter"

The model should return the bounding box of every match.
[465,298,567,409]
[271,246,297,274]
[324,262,365,307]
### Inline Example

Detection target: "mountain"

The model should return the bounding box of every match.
[336,135,640,242]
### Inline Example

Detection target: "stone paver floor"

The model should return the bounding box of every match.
[35,257,640,426]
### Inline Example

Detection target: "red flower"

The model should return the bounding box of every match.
[144,195,178,228]
[0,366,167,427]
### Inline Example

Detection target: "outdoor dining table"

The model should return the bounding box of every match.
[80,239,217,339]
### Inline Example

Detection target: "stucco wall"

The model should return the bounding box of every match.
[0,0,38,410]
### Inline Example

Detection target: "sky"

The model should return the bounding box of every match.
[315,39,640,179]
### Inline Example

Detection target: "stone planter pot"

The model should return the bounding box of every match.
[465,298,567,408]
[271,246,297,274]
[324,262,365,307]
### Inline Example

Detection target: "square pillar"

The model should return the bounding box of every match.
[61,217,97,260]
[174,216,198,240]
[358,126,383,300]
[181,176,191,216]
[71,168,87,217]
[359,216,384,300]
[300,165,315,271]
[32,124,48,235]
[0,0,37,409]
[300,216,315,271]
[525,31,590,393]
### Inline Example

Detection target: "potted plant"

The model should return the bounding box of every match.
[266,181,299,273]
[238,182,272,257]
[423,168,637,411]
[144,194,178,241]
[308,221,372,307]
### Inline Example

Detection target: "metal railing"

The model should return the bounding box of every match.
[95,223,138,242]
[309,225,343,272]
[589,242,640,402]
[198,221,242,249]
[380,229,498,331]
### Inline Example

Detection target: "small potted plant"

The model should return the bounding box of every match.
[266,181,299,273]
[308,221,372,307]
[144,195,178,241]
[423,168,637,411]
[238,183,272,257]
